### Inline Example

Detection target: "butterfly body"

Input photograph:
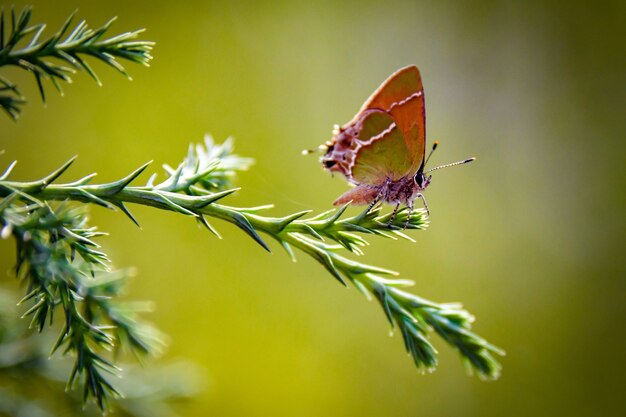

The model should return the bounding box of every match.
[321,65,431,213]
[332,173,430,208]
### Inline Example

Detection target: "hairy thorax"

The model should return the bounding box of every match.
[384,175,421,205]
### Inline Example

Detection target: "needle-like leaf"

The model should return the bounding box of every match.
[0,7,154,120]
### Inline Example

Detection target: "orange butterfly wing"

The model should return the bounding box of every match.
[348,65,426,173]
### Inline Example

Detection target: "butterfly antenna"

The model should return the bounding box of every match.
[424,157,476,173]
[424,140,439,167]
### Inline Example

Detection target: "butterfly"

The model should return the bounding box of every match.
[319,65,474,224]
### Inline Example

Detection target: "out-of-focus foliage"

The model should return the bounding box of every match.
[0,289,202,417]
[0,6,153,119]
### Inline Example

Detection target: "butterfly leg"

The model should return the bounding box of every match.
[365,178,391,214]
[416,193,430,216]
[387,202,401,228]
[366,195,381,214]
[404,202,413,230]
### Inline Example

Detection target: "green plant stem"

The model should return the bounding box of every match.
[0,7,154,119]
[0,154,504,379]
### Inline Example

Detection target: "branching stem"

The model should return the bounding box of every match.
[0,136,504,390]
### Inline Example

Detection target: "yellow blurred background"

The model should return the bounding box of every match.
[1,0,624,416]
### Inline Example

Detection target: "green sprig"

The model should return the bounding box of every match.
[0,288,199,417]
[1,201,165,411]
[0,6,154,119]
[0,135,504,390]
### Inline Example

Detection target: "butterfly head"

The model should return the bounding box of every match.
[414,171,432,191]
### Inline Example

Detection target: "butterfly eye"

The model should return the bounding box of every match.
[419,175,432,188]
[324,160,337,168]
[415,173,425,187]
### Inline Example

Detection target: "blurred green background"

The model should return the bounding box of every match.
[1,0,624,416]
